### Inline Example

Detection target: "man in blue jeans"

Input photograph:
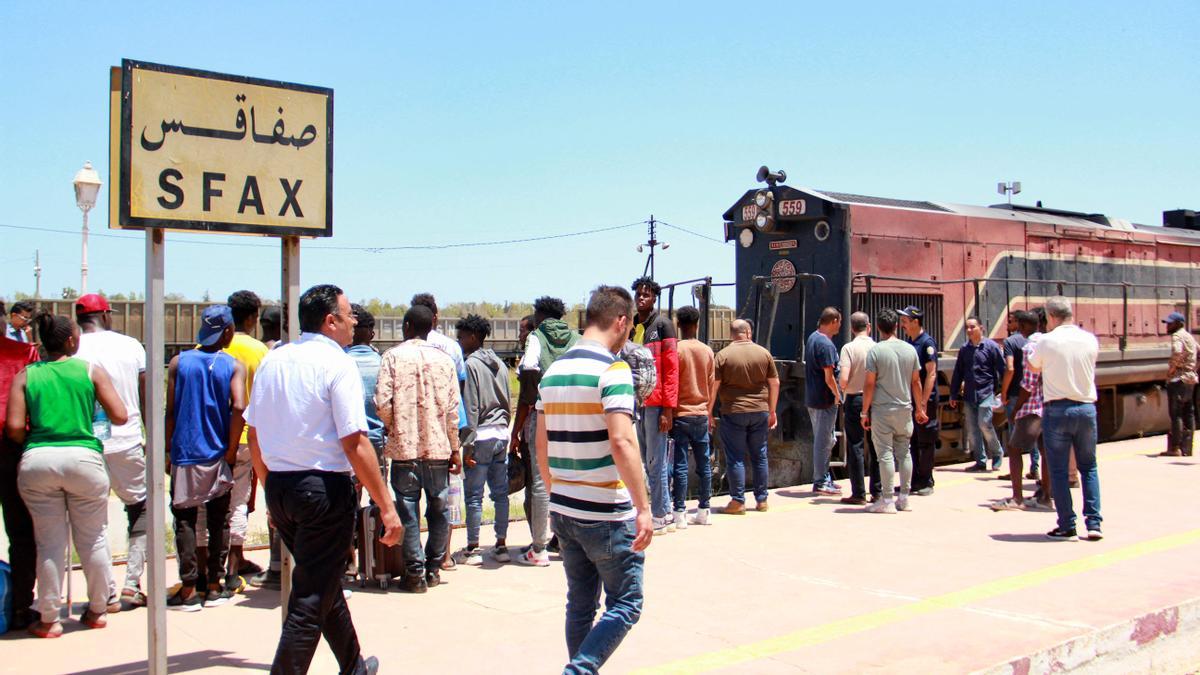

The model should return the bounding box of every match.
[715,319,780,513]
[454,314,512,565]
[805,308,843,495]
[670,306,716,526]
[950,317,1006,472]
[1026,296,1103,541]
[536,285,652,674]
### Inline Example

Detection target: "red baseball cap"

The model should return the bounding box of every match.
[75,293,111,315]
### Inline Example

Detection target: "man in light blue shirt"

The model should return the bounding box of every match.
[5,300,34,343]
[347,304,385,463]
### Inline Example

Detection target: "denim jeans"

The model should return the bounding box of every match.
[719,412,770,503]
[807,405,838,489]
[391,459,450,577]
[669,415,712,510]
[265,471,367,675]
[636,406,670,519]
[844,394,867,499]
[871,407,913,500]
[551,513,644,674]
[963,397,1002,464]
[525,410,551,552]
[464,438,509,545]
[1043,400,1102,531]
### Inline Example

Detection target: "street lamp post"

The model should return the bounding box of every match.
[73,161,102,295]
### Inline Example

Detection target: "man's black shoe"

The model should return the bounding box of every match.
[399,575,427,593]
[1046,527,1077,540]
[425,570,441,588]
[248,571,281,590]
[839,496,867,505]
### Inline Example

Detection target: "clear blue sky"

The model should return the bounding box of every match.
[2,2,1197,309]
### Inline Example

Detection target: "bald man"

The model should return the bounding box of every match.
[713,320,779,514]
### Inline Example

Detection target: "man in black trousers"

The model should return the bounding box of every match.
[247,285,401,674]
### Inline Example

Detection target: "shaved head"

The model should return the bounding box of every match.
[730,319,751,338]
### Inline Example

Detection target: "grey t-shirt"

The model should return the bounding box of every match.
[866,337,920,412]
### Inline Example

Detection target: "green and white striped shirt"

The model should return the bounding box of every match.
[536,339,636,521]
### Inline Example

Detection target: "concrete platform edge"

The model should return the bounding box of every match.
[978,595,1200,675]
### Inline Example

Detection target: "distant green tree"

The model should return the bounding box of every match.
[60,286,77,299]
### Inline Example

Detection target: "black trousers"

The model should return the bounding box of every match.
[910,399,939,490]
[266,470,366,675]
[844,395,868,499]
[1168,381,1196,455]
[172,489,231,587]
[0,441,35,614]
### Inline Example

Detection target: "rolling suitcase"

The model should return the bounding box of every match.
[357,505,405,590]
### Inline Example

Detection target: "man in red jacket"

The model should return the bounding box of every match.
[630,277,679,535]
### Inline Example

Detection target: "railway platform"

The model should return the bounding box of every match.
[3,435,1199,674]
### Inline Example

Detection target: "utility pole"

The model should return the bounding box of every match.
[638,215,669,279]
[34,250,42,298]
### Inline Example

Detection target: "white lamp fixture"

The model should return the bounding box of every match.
[73,161,102,294]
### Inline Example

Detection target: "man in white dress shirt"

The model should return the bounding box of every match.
[247,284,401,675]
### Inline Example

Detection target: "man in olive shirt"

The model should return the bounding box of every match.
[714,319,779,514]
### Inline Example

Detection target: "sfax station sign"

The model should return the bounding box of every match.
[117,59,333,236]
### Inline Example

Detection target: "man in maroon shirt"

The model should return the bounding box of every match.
[0,300,40,629]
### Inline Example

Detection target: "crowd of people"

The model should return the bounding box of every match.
[3,276,1191,672]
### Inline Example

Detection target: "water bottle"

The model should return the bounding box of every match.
[92,402,111,442]
[447,473,464,525]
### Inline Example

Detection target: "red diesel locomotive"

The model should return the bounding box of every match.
[721,168,1199,466]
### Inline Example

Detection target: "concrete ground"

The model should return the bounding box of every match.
[3,436,1199,674]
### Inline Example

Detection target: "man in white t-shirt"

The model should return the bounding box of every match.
[74,294,149,608]
[1026,296,1102,542]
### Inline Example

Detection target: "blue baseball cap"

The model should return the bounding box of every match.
[197,305,234,346]
[1163,311,1186,325]
[897,305,924,319]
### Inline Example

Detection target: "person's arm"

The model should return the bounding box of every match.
[512,369,540,452]
[837,345,852,394]
[373,354,395,428]
[705,354,717,432]
[1167,334,1182,380]
[767,377,780,429]
[823,365,839,403]
[910,367,928,424]
[91,366,129,426]
[993,344,1007,395]
[248,427,269,487]
[446,374,462,475]
[921,360,936,409]
[861,371,877,430]
[165,356,179,470]
[225,361,247,466]
[658,322,680,432]
[462,365,481,466]
[1001,352,1015,406]
[949,352,964,408]
[341,431,402,546]
[4,371,27,445]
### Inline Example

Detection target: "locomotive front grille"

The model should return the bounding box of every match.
[852,292,943,347]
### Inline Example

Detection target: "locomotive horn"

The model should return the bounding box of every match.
[756,165,787,187]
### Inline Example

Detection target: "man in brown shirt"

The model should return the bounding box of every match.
[669,307,716,526]
[714,319,779,514]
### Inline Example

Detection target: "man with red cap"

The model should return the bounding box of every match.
[74,293,149,608]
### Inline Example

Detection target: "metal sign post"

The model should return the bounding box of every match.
[144,227,168,674]
[279,235,301,617]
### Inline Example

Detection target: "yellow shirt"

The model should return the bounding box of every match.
[224,332,269,444]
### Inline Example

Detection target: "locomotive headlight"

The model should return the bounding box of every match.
[755,212,775,232]
[754,189,773,209]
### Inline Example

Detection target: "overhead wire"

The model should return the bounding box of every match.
[656,220,728,244]
[0,220,647,252]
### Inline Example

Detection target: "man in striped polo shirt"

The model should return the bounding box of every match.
[536,285,653,674]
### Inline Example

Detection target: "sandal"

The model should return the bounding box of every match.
[29,620,64,638]
[989,498,1026,512]
[80,609,107,629]
[122,588,148,608]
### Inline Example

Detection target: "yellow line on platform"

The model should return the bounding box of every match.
[638,459,1197,674]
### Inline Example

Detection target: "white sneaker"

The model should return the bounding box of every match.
[865,500,897,514]
[689,508,710,526]
[673,511,688,530]
[515,547,550,567]
[896,495,911,512]
[453,547,484,566]
[652,517,672,535]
